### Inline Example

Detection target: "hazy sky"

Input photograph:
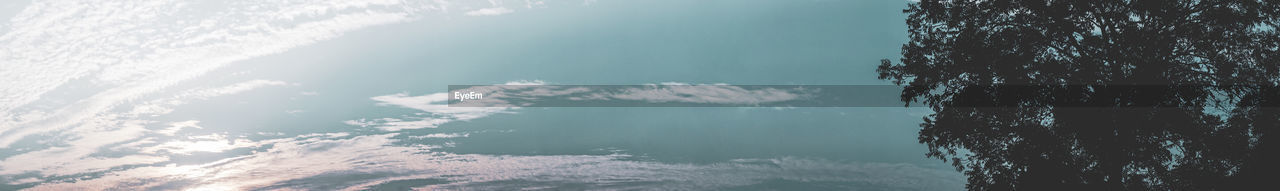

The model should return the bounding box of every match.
[0,0,960,190]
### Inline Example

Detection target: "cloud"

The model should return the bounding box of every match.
[25,132,963,190]
[139,133,259,155]
[442,82,815,107]
[157,120,203,136]
[0,1,960,190]
[465,7,515,16]
[2,75,962,189]
[0,0,431,149]
[0,0,509,181]
[345,81,811,131]
[410,132,470,138]
[345,80,543,131]
[582,83,808,105]
[0,119,165,176]
[0,79,288,177]
[0,0,538,161]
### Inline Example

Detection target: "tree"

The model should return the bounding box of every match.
[876,0,1280,190]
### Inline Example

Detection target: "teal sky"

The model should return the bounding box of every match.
[0,0,961,190]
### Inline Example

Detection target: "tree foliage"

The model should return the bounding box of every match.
[876,0,1279,189]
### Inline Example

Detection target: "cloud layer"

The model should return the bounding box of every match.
[0,0,963,190]
[0,0,546,188]
[26,132,963,190]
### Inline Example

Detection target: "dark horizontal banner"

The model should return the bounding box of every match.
[446,85,1269,107]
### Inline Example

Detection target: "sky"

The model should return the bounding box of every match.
[0,0,962,190]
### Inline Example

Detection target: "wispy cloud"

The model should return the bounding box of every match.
[348,81,814,131]
[3,74,961,189]
[0,0,429,149]
[578,82,808,105]
[410,132,470,138]
[0,0,511,182]
[0,79,287,176]
[26,132,963,190]
[157,120,203,136]
[465,7,515,16]
[347,80,541,131]
[442,82,816,107]
[0,1,955,189]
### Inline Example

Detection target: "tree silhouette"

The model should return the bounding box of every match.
[876,0,1279,190]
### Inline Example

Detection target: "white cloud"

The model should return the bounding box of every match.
[25,132,963,190]
[410,132,470,138]
[0,0,512,178]
[465,7,515,16]
[140,133,259,155]
[346,81,812,131]
[0,0,541,152]
[0,119,165,176]
[0,79,288,176]
[356,92,515,131]
[0,0,431,149]
[1,76,959,189]
[0,1,960,190]
[347,80,576,131]
[157,120,203,136]
[584,84,809,105]
[442,81,813,107]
